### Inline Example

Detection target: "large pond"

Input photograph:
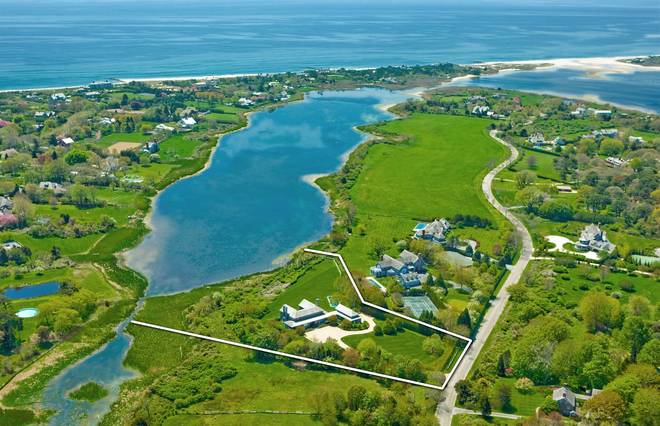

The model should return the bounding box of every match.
[126,89,413,296]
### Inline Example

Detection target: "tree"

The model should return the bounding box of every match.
[605,373,641,405]
[64,149,88,165]
[0,296,21,353]
[599,138,624,156]
[455,380,473,405]
[637,339,660,366]
[515,170,536,189]
[346,385,367,411]
[495,383,512,412]
[497,350,511,376]
[457,308,471,329]
[515,186,545,213]
[621,316,650,362]
[583,390,626,424]
[540,396,558,414]
[480,394,491,416]
[45,158,68,182]
[631,388,660,426]
[422,335,445,356]
[11,194,35,226]
[579,291,620,332]
[526,155,537,169]
[539,200,573,222]
[342,348,360,367]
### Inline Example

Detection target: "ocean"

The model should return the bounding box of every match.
[1,0,659,90]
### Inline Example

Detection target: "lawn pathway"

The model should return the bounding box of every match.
[436,130,534,425]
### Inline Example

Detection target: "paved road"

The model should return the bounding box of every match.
[453,407,522,420]
[436,130,534,425]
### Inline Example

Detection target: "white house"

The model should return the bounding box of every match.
[335,304,362,324]
[413,218,451,243]
[39,181,66,194]
[576,224,615,253]
[58,137,75,147]
[589,108,612,118]
[471,105,490,116]
[155,123,175,132]
[1,241,22,251]
[570,107,586,117]
[528,132,546,146]
[605,157,628,168]
[99,117,116,126]
[178,117,197,128]
[238,97,255,107]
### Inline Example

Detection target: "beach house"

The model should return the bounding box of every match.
[576,224,615,253]
[280,299,330,329]
[528,132,546,146]
[370,250,428,289]
[605,157,628,168]
[552,387,576,416]
[413,218,451,243]
[178,117,197,128]
[0,196,13,214]
[58,137,75,147]
[280,300,362,328]
[335,304,362,324]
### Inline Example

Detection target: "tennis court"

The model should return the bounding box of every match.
[402,295,438,318]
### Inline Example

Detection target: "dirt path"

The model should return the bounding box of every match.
[436,130,534,425]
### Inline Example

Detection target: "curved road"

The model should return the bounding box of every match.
[436,130,534,425]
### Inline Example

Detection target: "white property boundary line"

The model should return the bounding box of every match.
[131,249,473,391]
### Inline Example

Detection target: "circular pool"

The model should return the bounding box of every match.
[16,308,39,318]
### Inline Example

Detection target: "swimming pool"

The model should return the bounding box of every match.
[414,223,426,231]
[16,308,39,318]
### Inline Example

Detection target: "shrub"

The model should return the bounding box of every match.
[514,377,534,393]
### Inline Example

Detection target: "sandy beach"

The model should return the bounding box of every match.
[475,55,660,77]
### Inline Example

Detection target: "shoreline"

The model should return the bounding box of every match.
[1,55,658,94]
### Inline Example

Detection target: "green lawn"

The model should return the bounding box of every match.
[493,377,549,416]
[163,413,320,426]
[158,134,205,162]
[91,132,150,148]
[341,113,510,272]
[204,112,240,124]
[265,259,343,316]
[342,327,453,369]
[511,148,563,181]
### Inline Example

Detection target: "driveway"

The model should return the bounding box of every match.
[546,235,600,260]
[436,130,534,425]
[304,314,376,349]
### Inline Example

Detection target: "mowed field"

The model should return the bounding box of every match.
[342,113,510,272]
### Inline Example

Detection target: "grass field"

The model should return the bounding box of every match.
[493,377,549,415]
[159,134,205,162]
[342,327,453,369]
[510,148,562,181]
[163,413,320,426]
[340,113,510,272]
[265,259,343,317]
[92,132,150,148]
